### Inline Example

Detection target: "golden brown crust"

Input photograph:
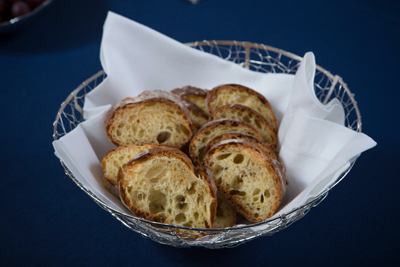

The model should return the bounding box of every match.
[171,86,209,116]
[180,98,208,120]
[180,98,208,127]
[189,119,263,166]
[209,103,277,151]
[105,91,192,148]
[204,140,285,222]
[126,146,195,172]
[193,166,234,228]
[118,146,216,228]
[204,133,277,161]
[101,144,157,180]
[206,84,278,132]
[197,166,218,225]
[171,86,208,98]
[213,192,237,228]
[101,144,159,196]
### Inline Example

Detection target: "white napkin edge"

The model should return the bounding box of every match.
[278,52,346,147]
[83,104,111,121]
[275,130,376,218]
[83,11,296,120]
[52,127,129,214]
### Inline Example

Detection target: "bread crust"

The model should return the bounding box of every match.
[213,192,237,228]
[171,86,209,116]
[118,146,217,228]
[189,119,263,166]
[105,90,192,148]
[125,146,195,172]
[204,132,277,161]
[196,166,218,226]
[194,165,237,229]
[171,86,208,98]
[205,140,286,222]
[101,144,159,196]
[180,98,208,133]
[206,84,278,132]
[209,103,277,151]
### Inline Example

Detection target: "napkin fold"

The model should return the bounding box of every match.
[53,11,376,222]
[278,52,345,145]
[83,12,295,121]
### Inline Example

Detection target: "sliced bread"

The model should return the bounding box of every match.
[180,98,208,134]
[206,84,278,132]
[192,166,237,229]
[205,132,277,161]
[204,140,285,222]
[189,119,263,166]
[101,144,158,197]
[213,192,237,228]
[171,86,209,116]
[105,90,192,148]
[118,146,217,228]
[209,104,277,151]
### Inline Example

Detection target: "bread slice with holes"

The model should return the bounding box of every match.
[101,144,158,197]
[171,86,209,116]
[209,104,277,151]
[205,140,285,222]
[180,98,208,134]
[189,119,263,166]
[192,166,237,228]
[213,192,237,228]
[207,84,278,132]
[105,90,192,148]
[205,133,277,161]
[118,146,217,228]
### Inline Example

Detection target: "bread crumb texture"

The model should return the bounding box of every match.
[206,143,282,222]
[184,94,209,116]
[107,100,192,148]
[213,192,237,228]
[119,153,216,228]
[210,104,276,145]
[101,144,157,186]
[190,119,262,165]
[205,133,277,161]
[208,85,278,132]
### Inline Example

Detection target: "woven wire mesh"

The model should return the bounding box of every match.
[53,41,361,248]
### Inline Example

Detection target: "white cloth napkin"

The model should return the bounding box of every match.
[83,12,294,122]
[52,11,376,225]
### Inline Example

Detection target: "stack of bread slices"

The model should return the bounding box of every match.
[101,84,286,229]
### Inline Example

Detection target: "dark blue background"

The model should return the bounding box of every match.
[1,0,398,266]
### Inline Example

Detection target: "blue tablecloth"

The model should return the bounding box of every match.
[1,0,398,266]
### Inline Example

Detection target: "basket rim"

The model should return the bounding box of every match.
[52,40,361,233]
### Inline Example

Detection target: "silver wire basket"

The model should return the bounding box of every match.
[53,41,361,248]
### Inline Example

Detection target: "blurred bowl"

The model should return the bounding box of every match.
[0,0,54,34]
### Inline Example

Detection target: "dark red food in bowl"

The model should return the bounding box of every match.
[0,0,50,33]
[11,1,31,18]
[1,0,45,20]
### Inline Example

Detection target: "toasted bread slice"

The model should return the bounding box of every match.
[205,140,285,222]
[207,84,278,132]
[180,98,208,134]
[209,104,277,151]
[171,86,209,116]
[101,144,158,197]
[105,90,192,148]
[205,133,277,161]
[192,166,236,229]
[118,146,217,228]
[189,119,262,166]
[213,192,237,228]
